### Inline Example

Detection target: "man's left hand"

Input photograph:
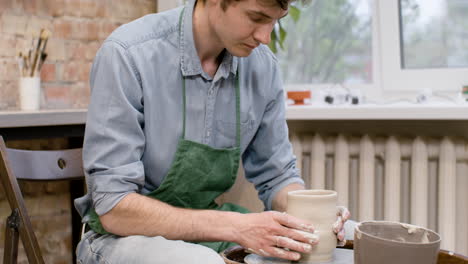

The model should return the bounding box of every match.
[333,206,351,246]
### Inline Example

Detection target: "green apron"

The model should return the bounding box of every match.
[86,8,249,253]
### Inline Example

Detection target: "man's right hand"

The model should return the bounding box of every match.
[232,211,319,261]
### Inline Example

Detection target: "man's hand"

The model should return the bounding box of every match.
[333,206,351,246]
[233,211,318,261]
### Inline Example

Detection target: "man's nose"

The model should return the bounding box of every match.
[253,24,273,45]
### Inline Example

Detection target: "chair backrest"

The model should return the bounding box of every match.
[0,136,83,264]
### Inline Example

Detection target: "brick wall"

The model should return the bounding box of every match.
[0,0,156,110]
[0,138,73,263]
[0,1,156,263]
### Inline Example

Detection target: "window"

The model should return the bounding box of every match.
[400,0,468,69]
[377,0,468,94]
[277,0,373,85]
[280,0,468,98]
[163,0,468,99]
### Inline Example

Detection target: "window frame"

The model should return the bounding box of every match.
[378,0,468,93]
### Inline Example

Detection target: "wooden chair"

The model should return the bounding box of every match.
[0,136,83,264]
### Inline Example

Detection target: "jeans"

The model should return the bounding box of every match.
[76,231,225,264]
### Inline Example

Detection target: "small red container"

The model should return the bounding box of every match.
[287,90,311,105]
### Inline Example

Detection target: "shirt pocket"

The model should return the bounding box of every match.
[214,117,254,149]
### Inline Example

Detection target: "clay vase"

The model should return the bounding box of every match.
[286,190,338,263]
[354,221,441,264]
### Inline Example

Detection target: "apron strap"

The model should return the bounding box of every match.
[234,72,240,147]
[179,7,241,147]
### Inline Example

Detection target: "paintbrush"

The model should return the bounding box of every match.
[18,52,25,77]
[36,30,50,76]
[31,29,50,77]
[37,52,48,73]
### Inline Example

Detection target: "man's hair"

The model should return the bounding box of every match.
[201,0,293,10]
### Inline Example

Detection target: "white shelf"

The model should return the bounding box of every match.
[0,109,87,128]
[286,104,468,120]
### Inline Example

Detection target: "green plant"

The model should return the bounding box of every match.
[269,1,312,53]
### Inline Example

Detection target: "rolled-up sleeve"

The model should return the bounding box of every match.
[242,61,304,211]
[84,40,145,216]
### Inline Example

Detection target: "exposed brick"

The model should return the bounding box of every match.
[99,21,119,40]
[68,41,100,61]
[62,61,91,82]
[69,20,100,41]
[63,0,81,17]
[66,41,81,60]
[79,0,106,18]
[1,13,28,35]
[25,193,70,217]
[0,34,16,57]
[46,38,66,61]
[140,0,156,16]
[53,19,73,39]
[15,37,30,56]
[22,0,38,14]
[0,0,13,13]
[0,59,19,81]
[25,16,53,37]
[45,181,70,194]
[62,61,79,82]
[71,83,90,108]
[43,84,74,109]
[78,61,92,82]
[43,0,65,17]
[43,85,75,108]
[0,81,18,109]
[110,0,141,22]
[33,213,72,257]
[19,180,46,196]
[40,62,56,82]
[85,41,100,60]
[85,21,100,41]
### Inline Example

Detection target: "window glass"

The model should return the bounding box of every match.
[277,0,372,85]
[400,0,468,69]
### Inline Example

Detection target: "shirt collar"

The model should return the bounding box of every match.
[179,0,238,80]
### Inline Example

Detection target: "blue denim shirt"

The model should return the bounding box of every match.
[75,0,303,220]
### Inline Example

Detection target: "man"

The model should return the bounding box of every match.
[75,0,350,263]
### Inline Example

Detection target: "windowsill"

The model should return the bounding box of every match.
[1,104,467,129]
[286,103,468,120]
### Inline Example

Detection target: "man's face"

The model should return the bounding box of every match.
[208,0,289,57]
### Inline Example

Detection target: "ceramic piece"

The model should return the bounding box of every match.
[287,90,311,105]
[354,221,441,264]
[286,190,338,263]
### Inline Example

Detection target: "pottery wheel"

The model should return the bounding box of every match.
[244,248,354,264]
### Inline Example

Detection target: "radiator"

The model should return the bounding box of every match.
[290,133,468,254]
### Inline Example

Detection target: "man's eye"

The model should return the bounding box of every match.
[250,16,264,23]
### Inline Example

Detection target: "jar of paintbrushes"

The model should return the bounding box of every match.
[17,29,50,110]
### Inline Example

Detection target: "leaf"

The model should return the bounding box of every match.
[279,24,287,49]
[289,6,301,23]
[268,29,278,53]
